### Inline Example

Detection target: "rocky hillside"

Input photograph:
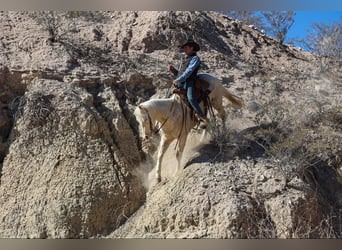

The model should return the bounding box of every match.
[0,11,341,238]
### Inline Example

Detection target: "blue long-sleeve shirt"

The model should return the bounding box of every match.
[172,54,201,84]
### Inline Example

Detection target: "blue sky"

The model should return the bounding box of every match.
[285,11,342,46]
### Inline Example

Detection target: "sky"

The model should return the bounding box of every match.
[285,11,342,46]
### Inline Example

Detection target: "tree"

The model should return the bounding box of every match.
[29,11,71,43]
[301,18,342,71]
[29,11,109,43]
[261,11,295,44]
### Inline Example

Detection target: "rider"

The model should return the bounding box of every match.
[167,38,208,122]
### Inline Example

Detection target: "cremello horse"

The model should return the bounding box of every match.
[134,73,242,182]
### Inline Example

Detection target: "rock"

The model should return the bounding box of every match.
[0,79,145,238]
[110,160,324,238]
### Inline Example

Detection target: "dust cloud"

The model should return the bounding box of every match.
[136,129,211,191]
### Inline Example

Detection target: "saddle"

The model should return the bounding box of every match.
[171,78,211,119]
[194,78,211,99]
[171,78,211,99]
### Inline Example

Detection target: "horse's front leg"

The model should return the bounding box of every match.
[175,134,188,173]
[155,136,171,182]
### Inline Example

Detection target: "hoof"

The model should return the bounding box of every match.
[199,123,207,129]
[156,176,161,183]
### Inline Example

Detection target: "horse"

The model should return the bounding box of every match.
[134,73,243,182]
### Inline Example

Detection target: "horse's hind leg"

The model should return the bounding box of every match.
[155,136,171,182]
[211,98,226,124]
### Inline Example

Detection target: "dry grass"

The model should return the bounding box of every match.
[206,74,342,238]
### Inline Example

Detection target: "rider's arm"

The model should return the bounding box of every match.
[171,68,178,76]
[175,56,200,84]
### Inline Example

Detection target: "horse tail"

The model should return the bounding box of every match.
[221,87,243,109]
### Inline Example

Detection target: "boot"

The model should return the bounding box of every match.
[195,113,208,123]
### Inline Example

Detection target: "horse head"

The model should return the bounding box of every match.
[135,104,154,140]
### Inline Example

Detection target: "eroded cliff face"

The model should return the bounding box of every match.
[0,11,341,238]
[0,79,146,238]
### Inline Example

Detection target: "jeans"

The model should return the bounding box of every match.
[167,81,204,117]
[183,81,205,117]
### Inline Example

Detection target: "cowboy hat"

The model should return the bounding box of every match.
[180,39,200,51]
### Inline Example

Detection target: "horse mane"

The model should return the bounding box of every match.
[142,95,178,110]
[135,96,178,123]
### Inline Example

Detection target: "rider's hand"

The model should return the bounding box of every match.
[168,64,175,71]
[173,80,178,87]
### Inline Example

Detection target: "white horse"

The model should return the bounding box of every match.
[134,73,243,182]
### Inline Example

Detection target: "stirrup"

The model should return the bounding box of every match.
[195,113,208,123]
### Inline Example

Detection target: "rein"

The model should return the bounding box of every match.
[205,93,216,119]
[174,97,186,150]
[151,114,168,135]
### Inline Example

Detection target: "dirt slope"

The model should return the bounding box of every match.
[0,11,341,238]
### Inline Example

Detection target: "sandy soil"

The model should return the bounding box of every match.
[137,129,212,190]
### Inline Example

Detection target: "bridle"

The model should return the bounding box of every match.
[142,107,169,136]
[145,109,154,136]
[140,98,177,137]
